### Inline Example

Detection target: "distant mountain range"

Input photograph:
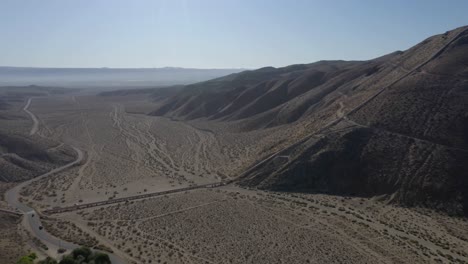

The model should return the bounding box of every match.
[0,67,245,88]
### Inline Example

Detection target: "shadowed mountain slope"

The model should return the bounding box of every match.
[0,87,77,182]
[151,61,367,124]
[151,26,468,215]
[0,132,76,182]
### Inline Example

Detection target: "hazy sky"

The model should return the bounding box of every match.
[1,0,467,69]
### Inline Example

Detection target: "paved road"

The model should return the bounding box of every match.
[5,148,81,253]
[5,147,126,263]
[23,98,39,136]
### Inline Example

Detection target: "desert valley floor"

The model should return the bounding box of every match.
[1,91,468,264]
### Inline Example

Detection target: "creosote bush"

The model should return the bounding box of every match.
[18,247,111,264]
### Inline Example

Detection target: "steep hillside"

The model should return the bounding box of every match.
[0,132,76,182]
[239,26,468,215]
[151,61,367,124]
[152,26,468,215]
[0,87,77,182]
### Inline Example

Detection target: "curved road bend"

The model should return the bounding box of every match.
[6,97,127,263]
[23,98,39,136]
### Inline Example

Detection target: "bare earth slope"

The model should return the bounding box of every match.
[0,87,76,183]
[0,132,76,182]
[152,26,468,215]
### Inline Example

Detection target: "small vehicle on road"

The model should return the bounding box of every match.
[38,226,43,230]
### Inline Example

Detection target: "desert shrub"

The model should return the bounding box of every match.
[16,253,37,264]
[72,246,92,260]
[28,246,112,264]
[58,255,76,264]
[90,252,111,264]
[38,257,58,264]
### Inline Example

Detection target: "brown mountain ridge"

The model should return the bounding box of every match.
[147,26,468,215]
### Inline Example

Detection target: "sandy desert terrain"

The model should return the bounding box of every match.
[0,212,28,263]
[18,94,283,209]
[1,90,463,264]
[51,187,468,264]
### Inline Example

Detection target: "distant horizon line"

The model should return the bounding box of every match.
[0,59,361,71]
[0,65,250,70]
[0,53,402,71]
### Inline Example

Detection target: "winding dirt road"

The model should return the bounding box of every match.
[23,98,39,136]
[5,97,127,263]
[5,147,85,256]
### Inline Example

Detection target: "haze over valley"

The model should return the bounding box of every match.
[0,67,244,88]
